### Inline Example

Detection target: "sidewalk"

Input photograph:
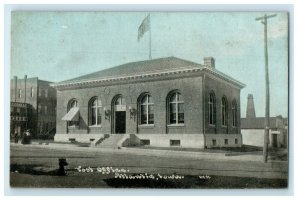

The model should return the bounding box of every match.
[10,141,278,163]
[10,143,288,180]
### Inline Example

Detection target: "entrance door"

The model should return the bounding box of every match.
[115,111,126,134]
[113,95,126,134]
[272,134,278,148]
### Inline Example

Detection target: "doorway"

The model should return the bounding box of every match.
[271,134,278,148]
[115,111,126,134]
[112,95,126,134]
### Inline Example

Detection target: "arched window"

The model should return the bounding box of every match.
[221,96,228,126]
[68,99,78,111]
[67,99,78,127]
[208,92,216,125]
[89,97,102,126]
[168,91,184,124]
[140,94,154,125]
[232,100,237,127]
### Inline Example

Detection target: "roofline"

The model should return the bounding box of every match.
[51,66,201,88]
[51,66,246,90]
[10,76,54,83]
[55,56,199,85]
[202,67,246,88]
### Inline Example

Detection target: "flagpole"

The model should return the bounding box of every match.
[149,13,152,60]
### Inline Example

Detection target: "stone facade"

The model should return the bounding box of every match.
[53,57,244,148]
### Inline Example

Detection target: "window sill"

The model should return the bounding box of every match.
[167,124,185,128]
[138,124,155,128]
[68,126,79,128]
[89,125,102,128]
[208,124,216,127]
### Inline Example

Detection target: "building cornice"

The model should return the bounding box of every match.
[51,66,245,90]
[202,67,246,89]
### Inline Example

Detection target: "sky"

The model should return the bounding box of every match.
[11,12,288,118]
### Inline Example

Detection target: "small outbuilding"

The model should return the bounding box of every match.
[241,94,288,148]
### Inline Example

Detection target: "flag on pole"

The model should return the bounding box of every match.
[137,14,150,42]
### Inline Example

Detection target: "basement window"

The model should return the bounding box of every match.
[170,140,181,146]
[235,138,238,144]
[141,139,150,146]
[212,139,216,146]
[69,138,76,143]
[224,139,228,145]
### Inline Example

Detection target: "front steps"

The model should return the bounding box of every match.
[96,134,126,149]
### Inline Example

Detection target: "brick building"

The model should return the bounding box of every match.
[10,76,57,139]
[10,102,31,139]
[52,57,245,148]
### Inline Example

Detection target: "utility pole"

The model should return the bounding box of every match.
[255,14,276,163]
[149,13,152,60]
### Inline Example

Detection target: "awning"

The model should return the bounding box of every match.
[62,107,80,121]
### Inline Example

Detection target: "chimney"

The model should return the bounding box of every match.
[14,76,17,102]
[24,75,27,103]
[204,57,215,68]
[246,94,256,118]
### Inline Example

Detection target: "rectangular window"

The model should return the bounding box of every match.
[38,105,42,114]
[45,89,48,98]
[91,108,96,125]
[37,122,41,133]
[170,140,180,146]
[225,139,228,145]
[170,103,177,124]
[141,139,150,145]
[222,98,228,126]
[141,105,147,124]
[232,106,237,127]
[222,108,226,125]
[39,88,42,97]
[18,89,22,98]
[212,139,216,146]
[16,108,20,116]
[148,105,154,124]
[45,123,49,132]
[69,138,76,143]
[235,138,238,144]
[97,107,102,125]
[178,103,184,123]
[40,121,44,133]
[168,92,184,125]
[209,103,213,124]
[31,87,34,97]
[19,108,22,116]
[213,106,216,125]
